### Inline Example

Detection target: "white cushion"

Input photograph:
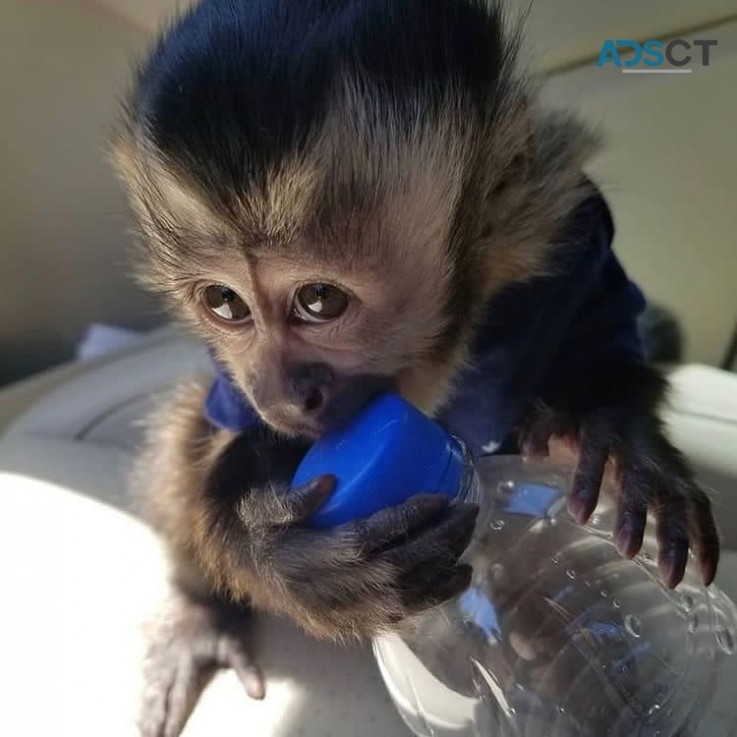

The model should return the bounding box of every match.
[2,334,737,736]
[0,470,409,737]
[662,364,737,548]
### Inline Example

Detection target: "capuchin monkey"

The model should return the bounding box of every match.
[111,0,720,734]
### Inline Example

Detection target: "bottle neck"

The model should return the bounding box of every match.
[453,437,481,505]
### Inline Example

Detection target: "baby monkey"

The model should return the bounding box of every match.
[112,0,720,734]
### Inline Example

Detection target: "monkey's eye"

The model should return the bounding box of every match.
[294,283,349,323]
[202,285,251,323]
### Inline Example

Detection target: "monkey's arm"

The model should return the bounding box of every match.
[139,381,477,643]
[189,425,477,641]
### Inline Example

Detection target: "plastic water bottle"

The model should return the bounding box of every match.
[291,393,737,736]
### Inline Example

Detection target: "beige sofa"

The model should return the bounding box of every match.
[1,326,736,737]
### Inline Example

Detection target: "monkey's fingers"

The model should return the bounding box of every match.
[685,485,720,586]
[381,503,478,570]
[649,442,720,586]
[653,491,689,589]
[350,493,449,555]
[140,607,217,737]
[613,468,649,561]
[400,562,474,611]
[369,503,477,612]
[140,653,215,737]
[612,446,719,588]
[652,481,719,589]
[140,598,264,737]
[567,429,609,525]
[217,631,265,700]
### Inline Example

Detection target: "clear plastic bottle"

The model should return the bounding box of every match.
[292,394,737,736]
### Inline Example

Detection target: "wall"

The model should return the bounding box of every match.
[0,0,159,386]
[1,1,734,383]
[541,20,737,366]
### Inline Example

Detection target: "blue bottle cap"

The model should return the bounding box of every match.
[291,393,465,528]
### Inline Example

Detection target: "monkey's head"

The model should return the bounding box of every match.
[112,0,596,438]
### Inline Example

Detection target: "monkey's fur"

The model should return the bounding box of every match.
[111,1,720,734]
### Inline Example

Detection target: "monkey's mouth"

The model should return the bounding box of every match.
[316,373,396,433]
[258,374,395,440]
[263,415,325,440]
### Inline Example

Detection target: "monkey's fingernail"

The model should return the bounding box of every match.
[313,474,337,496]
[248,683,266,700]
[304,474,337,509]
[694,547,718,587]
[290,474,337,519]
[244,673,266,700]
[702,563,717,587]
[410,492,450,510]
[615,527,643,560]
[659,546,688,589]
[693,536,720,587]
[567,495,592,525]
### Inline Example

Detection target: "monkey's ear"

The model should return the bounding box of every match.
[469,96,600,295]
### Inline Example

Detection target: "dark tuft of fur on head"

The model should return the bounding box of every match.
[130,0,512,207]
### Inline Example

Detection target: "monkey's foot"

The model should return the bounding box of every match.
[139,595,264,737]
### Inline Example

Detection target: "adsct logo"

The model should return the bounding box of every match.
[597,39,717,73]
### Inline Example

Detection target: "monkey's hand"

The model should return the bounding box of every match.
[520,361,719,589]
[140,594,264,737]
[236,476,478,640]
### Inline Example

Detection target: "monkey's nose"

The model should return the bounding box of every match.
[289,362,334,415]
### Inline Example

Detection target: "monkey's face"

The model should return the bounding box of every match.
[199,273,383,436]
[114,85,476,437]
[186,220,459,437]
[113,124,475,437]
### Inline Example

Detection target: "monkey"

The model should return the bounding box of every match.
[110,1,721,734]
